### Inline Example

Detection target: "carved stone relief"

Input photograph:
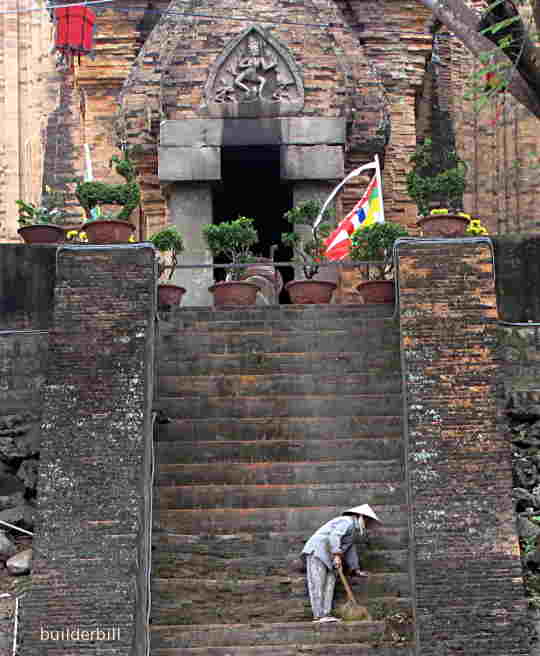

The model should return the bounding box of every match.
[202,25,304,117]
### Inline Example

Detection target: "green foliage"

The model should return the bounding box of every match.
[74,154,141,222]
[406,138,467,216]
[282,199,334,228]
[202,216,258,281]
[349,221,409,280]
[281,200,334,279]
[16,187,67,227]
[149,225,185,281]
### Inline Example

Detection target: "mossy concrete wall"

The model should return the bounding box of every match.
[0,245,56,330]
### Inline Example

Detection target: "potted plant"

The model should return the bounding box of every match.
[202,216,260,306]
[148,225,186,308]
[349,221,409,304]
[74,153,140,243]
[406,138,469,237]
[281,200,337,304]
[16,187,67,244]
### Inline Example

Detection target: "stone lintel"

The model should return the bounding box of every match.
[160,118,346,147]
[158,146,221,182]
[281,145,344,180]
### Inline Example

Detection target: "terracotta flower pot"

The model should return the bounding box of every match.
[158,284,186,308]
[17,224,65,244]
[356,280,395,304]
[83,220,135,244]
[208,281,259,307]
[417,214,470,238]
[285,280,337,304]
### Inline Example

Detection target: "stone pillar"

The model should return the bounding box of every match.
[20,244,155,656]
[168,183,214,307]
[397,238,527,655]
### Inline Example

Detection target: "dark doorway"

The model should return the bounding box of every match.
[213,146,294,297]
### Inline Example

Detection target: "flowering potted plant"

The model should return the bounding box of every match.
[16,187,67,244]
[465,217,489,236]
[406,138,469,237]
[349,221,409,304]
[74,154,140,243]
[202,216,260,306]
[149,225,186,308]
[281,200,336,304]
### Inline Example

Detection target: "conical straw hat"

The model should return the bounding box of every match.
[343,504,382,523]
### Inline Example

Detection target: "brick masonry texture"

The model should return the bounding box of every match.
[19,246,155,656]
[397,239,529,656]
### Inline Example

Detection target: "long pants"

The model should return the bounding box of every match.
[306,555,336,619]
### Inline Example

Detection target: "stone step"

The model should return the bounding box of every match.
[159,314,398,334]
[153,540,409,578]
[154,394,402,420]
[158,330,400,357]
[151,644,414,656]
[153,527,407,555]
[160,303,395,323]
[156,438,403,465]
[153,505,408,534]
[155,482,406,511]
[157,372,401,398]
[151,576,410,625]
[150,620,386,650]
[156,460,404,486]
[156,416,403,442]
[157,351,401,377]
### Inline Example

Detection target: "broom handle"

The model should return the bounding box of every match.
[336,565,358,605]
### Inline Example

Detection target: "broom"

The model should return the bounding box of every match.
[334,564,372,621]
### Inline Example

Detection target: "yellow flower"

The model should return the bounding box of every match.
[66,230,79,239]
[79,232,88,242]
[457,212,471,220]
[128,234,136,243]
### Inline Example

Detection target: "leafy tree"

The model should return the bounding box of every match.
[417,0,540,118]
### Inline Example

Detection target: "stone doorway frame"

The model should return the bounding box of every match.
[158,117,345,306]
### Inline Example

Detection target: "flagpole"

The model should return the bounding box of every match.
[374,154,385,223]
[312,160,377,233]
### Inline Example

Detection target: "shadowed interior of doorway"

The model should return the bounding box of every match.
[212,146,294,301]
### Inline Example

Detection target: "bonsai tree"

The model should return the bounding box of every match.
[149,225,185,281]
[74,153,141,222]
[406,138,467,217]
[349,221,409,281]
[16,187,67,227]
[202,216,258,281]
[281,200,334,279]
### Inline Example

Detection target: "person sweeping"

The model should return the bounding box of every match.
[301,504,381,623]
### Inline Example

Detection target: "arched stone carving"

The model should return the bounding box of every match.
[202,25,304,117]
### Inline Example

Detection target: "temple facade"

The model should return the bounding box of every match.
[2,0,540,248]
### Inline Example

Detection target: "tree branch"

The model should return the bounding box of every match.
[417,0,540,118]
[532,0,540,39]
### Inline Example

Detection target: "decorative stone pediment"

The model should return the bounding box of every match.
[202,25,304,117]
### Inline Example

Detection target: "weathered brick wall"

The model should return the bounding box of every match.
[0,0,59,242]
[19,245,155,656]
[397,239,529,655]
[0,245,57,330]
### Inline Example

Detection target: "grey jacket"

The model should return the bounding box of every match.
[301,515,365,571]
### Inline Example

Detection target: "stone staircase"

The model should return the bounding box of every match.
[152,304,413,655]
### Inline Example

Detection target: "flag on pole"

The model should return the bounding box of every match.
[323,173,384,261]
